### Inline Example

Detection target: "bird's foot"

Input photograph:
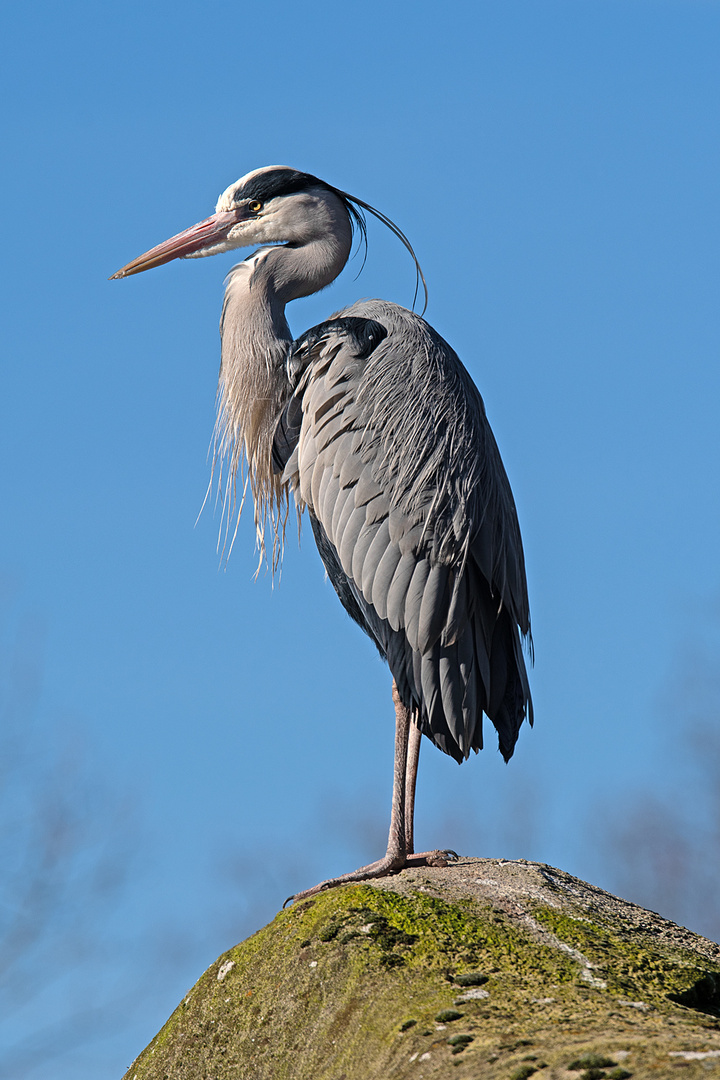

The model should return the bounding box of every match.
[406,848,459,869]
[284,849,458,906]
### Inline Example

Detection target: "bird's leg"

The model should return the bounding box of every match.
[285,682,455,906]
[384,680,412,862]
[403,714,422,854]
[402,712,456,870]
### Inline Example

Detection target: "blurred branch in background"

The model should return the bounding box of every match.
[216,786,396,945]
[597,612,720,942]
[0,601,194,1080]
[0,606,132,1077]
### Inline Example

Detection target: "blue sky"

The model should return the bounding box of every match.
[2,1,720,1076]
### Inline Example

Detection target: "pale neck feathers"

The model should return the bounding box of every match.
[213,229,352,566]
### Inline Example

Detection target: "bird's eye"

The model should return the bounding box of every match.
[248,200,263,214]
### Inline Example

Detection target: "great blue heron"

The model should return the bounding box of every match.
[111,166,533,901]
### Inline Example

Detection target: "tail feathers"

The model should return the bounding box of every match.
[487,609,532,762]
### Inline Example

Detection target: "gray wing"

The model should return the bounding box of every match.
[274,301,532,763]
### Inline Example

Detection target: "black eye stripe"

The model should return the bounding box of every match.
[234,169,328,203]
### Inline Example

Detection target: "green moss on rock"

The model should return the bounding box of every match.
[122,858,720,1080]
[534,905,720,1014]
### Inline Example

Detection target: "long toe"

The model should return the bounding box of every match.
[405,849,459,868]
[285,853,408,906]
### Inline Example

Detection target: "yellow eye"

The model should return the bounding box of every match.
[248,200,263,214]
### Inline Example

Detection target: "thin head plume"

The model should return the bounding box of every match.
[331,186,428,316]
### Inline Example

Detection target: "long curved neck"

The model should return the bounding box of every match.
[215,228,352,562]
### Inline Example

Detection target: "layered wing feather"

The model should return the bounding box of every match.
[273,303,532,763]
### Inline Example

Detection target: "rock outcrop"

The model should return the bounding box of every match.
[122,858,720,1079]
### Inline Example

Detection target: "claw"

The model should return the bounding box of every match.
[284,881,331,908]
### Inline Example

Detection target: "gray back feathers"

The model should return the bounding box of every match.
[278,301,532,762]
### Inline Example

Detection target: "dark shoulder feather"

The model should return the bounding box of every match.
[273,316,388,472]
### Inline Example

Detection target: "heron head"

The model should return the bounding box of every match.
[110,166,356,279]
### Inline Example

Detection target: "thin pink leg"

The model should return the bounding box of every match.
[403,715,421,854]
[402,714,455,870]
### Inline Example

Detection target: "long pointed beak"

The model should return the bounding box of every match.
[110,209,243,279]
